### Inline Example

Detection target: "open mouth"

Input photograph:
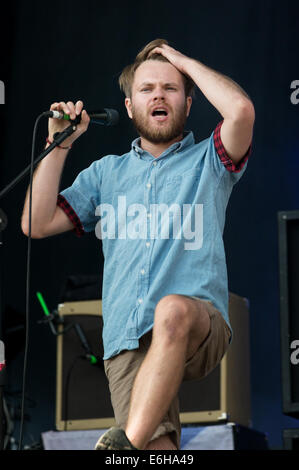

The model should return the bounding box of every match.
[151,108,169,121]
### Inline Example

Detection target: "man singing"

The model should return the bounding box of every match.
[21,39,255,450]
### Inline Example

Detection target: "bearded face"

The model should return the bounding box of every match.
[131,99,188,144]
[125,60,192,146]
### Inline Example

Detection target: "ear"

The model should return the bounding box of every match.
[125,97,133,119]
[186,96,192,117]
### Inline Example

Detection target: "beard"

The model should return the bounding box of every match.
[131,102,188,144]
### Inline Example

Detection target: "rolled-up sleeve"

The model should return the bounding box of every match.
[213,120,252,173]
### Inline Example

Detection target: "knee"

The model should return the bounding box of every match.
[154,295,193,342]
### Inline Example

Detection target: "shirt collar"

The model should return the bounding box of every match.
[131,131,195,159]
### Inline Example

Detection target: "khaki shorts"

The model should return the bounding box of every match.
[103,298,232,450]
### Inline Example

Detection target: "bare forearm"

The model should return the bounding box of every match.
[21,99,90,237]
[183,58,253,119]
[21,145,68,236]
[149,44,254,120]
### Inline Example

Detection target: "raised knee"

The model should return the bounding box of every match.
[154,295,193,341]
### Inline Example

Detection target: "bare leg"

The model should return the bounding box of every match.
[125,294,210,450]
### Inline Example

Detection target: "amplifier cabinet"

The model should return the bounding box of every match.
[56,293,250,430]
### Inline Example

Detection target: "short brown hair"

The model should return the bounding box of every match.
[119,39,195,98]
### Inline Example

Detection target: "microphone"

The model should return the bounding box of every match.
[43,108,119,126]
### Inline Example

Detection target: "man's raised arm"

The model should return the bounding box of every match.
[149,44,255,164]
[21,100,90,238]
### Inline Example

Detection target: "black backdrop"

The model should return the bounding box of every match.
[0,0,299,449]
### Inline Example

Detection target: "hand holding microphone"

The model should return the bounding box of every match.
[46,100,119,150]
[47,100,90,149]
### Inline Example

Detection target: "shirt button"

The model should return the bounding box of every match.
[140,269,145,275]
[146,242,150,247]
[138,298,143,304]
[146,183,151,188]
[147,213,152,218]
[153,161,157,166]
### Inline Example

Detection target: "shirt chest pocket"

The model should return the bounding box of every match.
[164,168,202,205]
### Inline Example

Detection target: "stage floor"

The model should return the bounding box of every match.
[42,424,240,450]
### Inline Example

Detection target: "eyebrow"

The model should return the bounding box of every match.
[138,82,179,88]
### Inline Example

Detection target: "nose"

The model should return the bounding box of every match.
[153,86,165,101]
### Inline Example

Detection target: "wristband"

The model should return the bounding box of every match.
[46,137,72,149]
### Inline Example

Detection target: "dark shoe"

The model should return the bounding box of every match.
[94,427,139,450]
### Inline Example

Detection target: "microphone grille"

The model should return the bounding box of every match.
[104,108,119,126]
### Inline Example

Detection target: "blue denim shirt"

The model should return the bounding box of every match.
[58,121,250,359]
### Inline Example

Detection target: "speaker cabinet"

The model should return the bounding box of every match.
[278,211,299,418]
[56,293,250,430]
[179,292,251,427]
[283,428,299,450]
[55,300,115,430]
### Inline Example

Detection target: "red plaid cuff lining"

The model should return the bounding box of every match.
[57,194,84,237]
[213,120,251,173]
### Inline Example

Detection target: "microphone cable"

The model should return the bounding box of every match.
[18,113,44,450]
[17,108,118,448]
